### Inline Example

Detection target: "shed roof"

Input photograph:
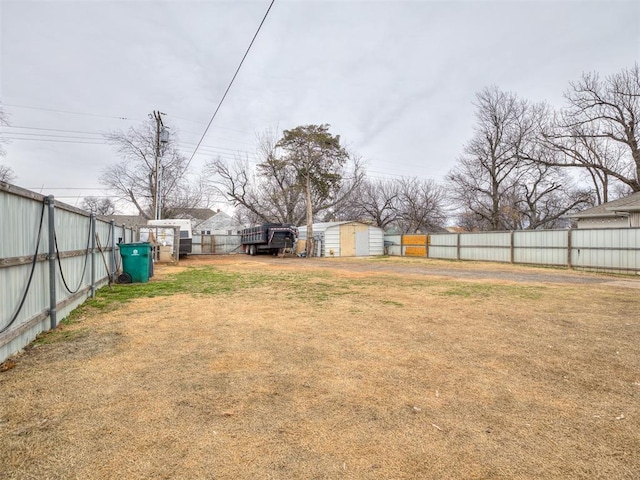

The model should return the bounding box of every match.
[569,192,640,218]
[297,221,372,233]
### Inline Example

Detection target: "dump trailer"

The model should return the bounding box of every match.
[241,224,297,256]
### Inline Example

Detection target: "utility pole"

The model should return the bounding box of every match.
[150,110,167,220]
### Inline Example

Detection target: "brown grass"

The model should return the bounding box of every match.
[1,256,639,479]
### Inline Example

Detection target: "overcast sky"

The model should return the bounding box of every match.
[1,0,639,213]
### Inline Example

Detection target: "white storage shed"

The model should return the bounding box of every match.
[297,221,384,257]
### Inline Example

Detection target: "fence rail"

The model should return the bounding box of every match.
[384,228,640,274]
[1,182,135,363]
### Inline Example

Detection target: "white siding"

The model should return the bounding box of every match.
[577,217,629,229]
[368,226,384,256]
[324,226,341,257]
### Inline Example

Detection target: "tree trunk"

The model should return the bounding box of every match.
[305,174,314,257]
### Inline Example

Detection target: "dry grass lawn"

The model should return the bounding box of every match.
[1,255,639,479]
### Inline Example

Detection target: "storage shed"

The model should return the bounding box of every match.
[297,221,384,257]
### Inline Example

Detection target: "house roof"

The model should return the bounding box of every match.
[98,214,147,227]
[170,208,216,221]
[569,192,640,218]
[193,211,243,230]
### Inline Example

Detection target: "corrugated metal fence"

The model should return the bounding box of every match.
[1,183,135,363]
[192,234,242,255]
[384,229,640,273]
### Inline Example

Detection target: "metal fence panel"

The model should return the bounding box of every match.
[1,183,133,363]
[428,233,458,259]
[571,228,640,272]
[191,234,242,255]
[513,230,568,266]
[383,234,402,256]
[0,190,46,258]
[459,232,511,262]
[460,232,511,246]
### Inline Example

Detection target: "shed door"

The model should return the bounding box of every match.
[355,228,369,256]
[340,224,368,257]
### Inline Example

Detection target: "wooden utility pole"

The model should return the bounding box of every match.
[151,110,165,220]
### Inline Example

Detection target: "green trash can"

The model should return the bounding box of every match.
[118,243,152,283]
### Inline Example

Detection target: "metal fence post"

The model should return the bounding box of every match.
[567,228,573,269]
[110,220,116,281]
[510,231,515,264]
[46,195,57,330]
[90,214,96,297]
[456,233,461,260]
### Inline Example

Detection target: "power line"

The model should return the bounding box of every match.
[170,115,250,134]
[4,125,104,136]
[176,147,259,164]
[178,141,260,156]
[3,103,137,121]
[24,187,106,190]
[2,136,106,145]
[186,0,276,169]
[4,132,104,141]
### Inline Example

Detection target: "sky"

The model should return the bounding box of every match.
[1,0,639,214]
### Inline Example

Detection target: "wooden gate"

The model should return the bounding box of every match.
[402,234,428,256]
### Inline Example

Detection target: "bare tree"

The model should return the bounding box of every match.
[81,196,117,215]
[205,126,365,254]
[542,114,634,204]
[394,178,446,233]
[101,119,204,219]
[0,102,8,157]
[0,102,15,183]
[345,178,400,228]
[0,165,15,183]
[447,87,532,230]
[513,163,592,229]
[548,65,640,193]
[207,155,305,225]
[448,87,589,230]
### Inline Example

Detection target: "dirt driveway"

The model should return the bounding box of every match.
[1,256,639,479]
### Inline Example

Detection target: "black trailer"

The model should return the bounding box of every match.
[241,224,297,256]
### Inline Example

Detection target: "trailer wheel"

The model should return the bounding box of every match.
[250,245,257,256]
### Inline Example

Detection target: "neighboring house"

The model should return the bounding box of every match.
[194,210,244,235]
[171,208,216,223]
[297,221,384,257]
[569,192,640,229]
